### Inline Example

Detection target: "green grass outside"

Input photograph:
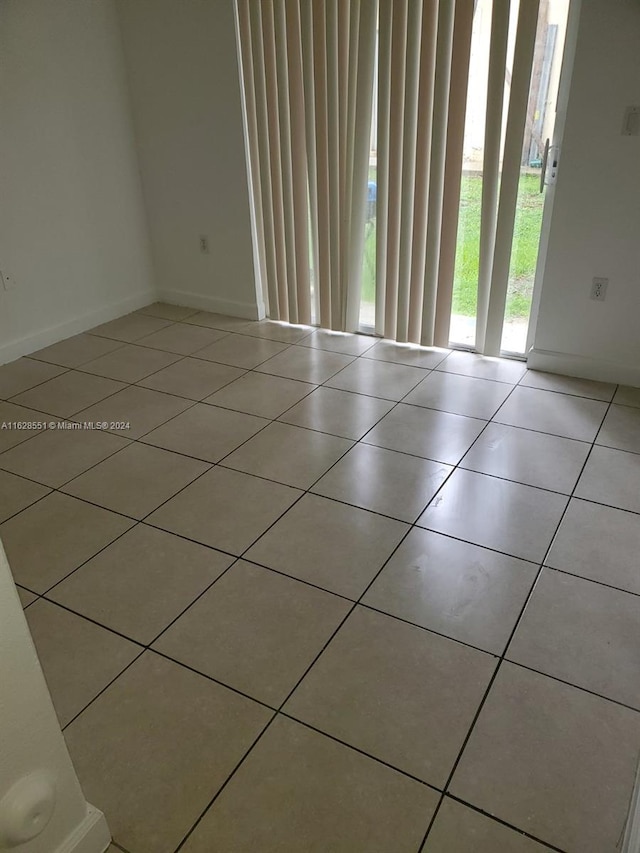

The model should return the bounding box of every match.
[361,173,544,320]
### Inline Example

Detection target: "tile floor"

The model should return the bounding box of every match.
[1,304,640,853]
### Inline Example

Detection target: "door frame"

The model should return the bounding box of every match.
[524,0,582,356]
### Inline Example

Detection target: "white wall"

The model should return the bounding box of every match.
[530,0,640,385]
[0,0,157,365]
[0,542,110,853]
[115,0,263,319]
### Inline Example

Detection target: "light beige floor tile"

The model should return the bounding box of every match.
[137,322,228,355]
[546,498,640,595]
[222,422,352,489]
[286,607,495,785]
[279,386,394,439]
[50,525,233,644]
[424,798,555,852]
[155,561,350,705]
[614,384,640,408]
[0,402,49,451]
[246,494,408,598]
[148,466,301,554]
[365,404,485,465]
[313,443,452,522]
[450,663,640,853]
[363,340,450,369]
[363,528,537,654]
[64,652,271,853]
[141,404,268,463]
[520,370,615,401]
[299,329,378,356]
[80,344,180,383]
[205,372,315,419]
[17,586,38,608]
[494,386,608,441]
[242,319,314,343]
[184,311,257,331]
[405,371,512,419]
[508,569,640,708]
[137,302,198,321]
[418,469,567,563]
[597,403,640,453]
[0,470,50,523]
[76,385,193,439]
[256,346,353,384]
[325,357,427,400]
[0,492,134,592]
[30,333,124,368]
[0,426,130,487]
[575,446,640,513]
[436,351,527,383]
[180,715,438,853]
[461,423,590,493]
[89,313,173,342]
[63,443,209,519]
[26,600,139,727]
[12,370,125,418]
[0,357,66,399]
[139,357,244,400]
[194,333,288,368]
[11,371,126,418]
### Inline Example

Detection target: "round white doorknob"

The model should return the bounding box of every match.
[0,772,56,846]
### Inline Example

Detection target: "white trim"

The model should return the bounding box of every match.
[623,760,640,853]
[526,0,583,355]
[53,804,110,853]
[157,289,265,321]
[527,347,640,387]
[0,290,156,367]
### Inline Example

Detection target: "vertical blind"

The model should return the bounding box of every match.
[236,0,540,355]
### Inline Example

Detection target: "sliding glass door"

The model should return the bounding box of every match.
[237,0,571,356]
[448,0,570,355]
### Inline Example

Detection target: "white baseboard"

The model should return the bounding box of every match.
[54,804,111,853]
[527,347,640,387]
[157,288,265,321]
[0,290,157,367]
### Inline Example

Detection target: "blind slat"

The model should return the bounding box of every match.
[475,0,511,353]
[484,0,541,355]
[395,0,423,343]
[433,0,475,348]
[375,0,393,335]
[421,0,455,346]
[247,1,280,318]
[345,0,378,332]
[261,0,290,321]
[284,0,312,324]
[383,0,408,340]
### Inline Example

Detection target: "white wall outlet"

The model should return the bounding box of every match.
[622,106,640,136]
[591,277,609,302]
[0,270,17,291]
[199,235,210,254]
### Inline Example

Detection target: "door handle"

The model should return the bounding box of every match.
[540,139,559,192]
[540,138,550,193]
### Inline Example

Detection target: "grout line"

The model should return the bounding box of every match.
[61,648,146,732]
[278,712,443,790]
[442,795,568,853]
[170,357,491,852]
[6,312,638,850]
[110,842,133,853]
[416,387,620,851]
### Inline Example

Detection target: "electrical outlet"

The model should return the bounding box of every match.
[591,277,609,302]
[0,270,17,291]
[199,235,210,255]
